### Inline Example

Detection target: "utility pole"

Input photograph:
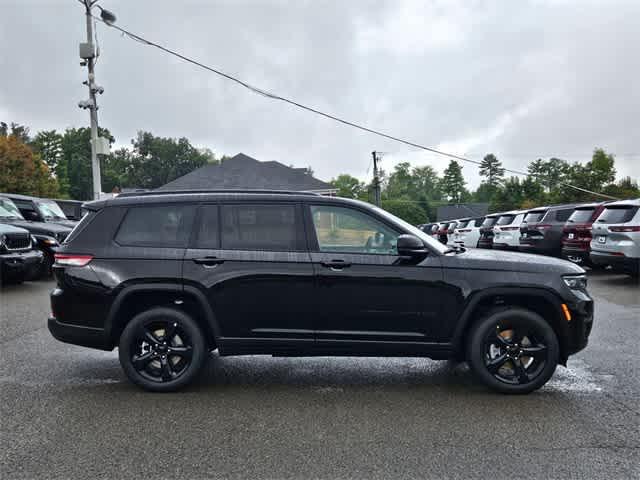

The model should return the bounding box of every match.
[78,1,115,199]
[372,151,381,206]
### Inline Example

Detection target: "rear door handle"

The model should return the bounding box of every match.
[321,260,351,271]
[193,256,225,267]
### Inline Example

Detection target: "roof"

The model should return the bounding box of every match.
[437,203,489,221]
[601,198,640,207]
[156,153,335,193]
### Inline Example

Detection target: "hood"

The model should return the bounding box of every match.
[47,219,78,228]
[1,219,72,236]
[442,248,585,275]
[0,222,30,235]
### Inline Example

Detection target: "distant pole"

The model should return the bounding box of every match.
[372,151,381,206]
[83,0,101,200]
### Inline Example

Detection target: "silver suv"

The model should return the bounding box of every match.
[590,198,640,277]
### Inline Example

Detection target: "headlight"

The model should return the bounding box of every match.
[563,274,587,290]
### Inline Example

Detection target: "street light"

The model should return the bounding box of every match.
[77,0,116,199]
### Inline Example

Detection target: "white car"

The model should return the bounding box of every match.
[492,210,527,250]
[590,198,640,277]
[446,220,464,246]
[452,217,484,248]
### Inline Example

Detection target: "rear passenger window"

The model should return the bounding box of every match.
[193,205,220,249]
[221,204,302,251]
[116,205,194,247]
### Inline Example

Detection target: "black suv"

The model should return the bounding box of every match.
[49,191,593,394]
[0,195,71,277]
[0,222,43,284]
[519,204,583,256]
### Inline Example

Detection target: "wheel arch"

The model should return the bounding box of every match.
[452,287,570,365]
[105,283,220,349]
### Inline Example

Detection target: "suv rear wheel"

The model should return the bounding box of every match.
[118,307,207,392]
[467,308,559,394]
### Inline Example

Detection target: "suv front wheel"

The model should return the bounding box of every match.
[118,307,207,392]
[467,308,559,394]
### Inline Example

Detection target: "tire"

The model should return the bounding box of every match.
[467,308,559,394]
[118,307,207,392]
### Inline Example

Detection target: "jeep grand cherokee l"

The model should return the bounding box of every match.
[48,191,593,394]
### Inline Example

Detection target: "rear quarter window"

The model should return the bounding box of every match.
[596,205,639,224]
[115,205,195,247]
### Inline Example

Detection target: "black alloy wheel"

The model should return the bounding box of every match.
[119,307,207,392]
[467,308,559,394]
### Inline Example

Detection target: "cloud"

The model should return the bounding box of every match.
[0,0,638,189]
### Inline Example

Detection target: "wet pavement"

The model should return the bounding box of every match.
[0,272,638,479]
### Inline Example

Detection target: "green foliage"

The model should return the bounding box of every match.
[440,160,467,203]
[381,198,428,225]
[331,174,365,199]
[479,153,505,191]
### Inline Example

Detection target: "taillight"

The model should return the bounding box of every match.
[537,224,552,230]
[609,226,640,232]
[502,226,520,231]
[54,254,93,267]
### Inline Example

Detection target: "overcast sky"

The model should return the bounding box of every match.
[1,0,639,188]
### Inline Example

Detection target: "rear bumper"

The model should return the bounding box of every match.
[590,251,639,274]
[47,316,112,350]
[561,246,591,265]
[492,242,518,250]
[1,249,43,279]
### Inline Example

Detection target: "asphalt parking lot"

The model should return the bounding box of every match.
[1,272,638,479]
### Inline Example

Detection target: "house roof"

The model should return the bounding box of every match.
[157,153,335,192]
[437,203,489,221]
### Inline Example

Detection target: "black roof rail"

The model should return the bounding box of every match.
[117,189,322,198]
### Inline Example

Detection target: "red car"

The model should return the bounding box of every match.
[561,202,607,267]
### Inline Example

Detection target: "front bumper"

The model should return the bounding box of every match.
[565,293,594,356]
[1,249,43,280]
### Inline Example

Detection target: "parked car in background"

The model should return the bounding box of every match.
[48,190,593,394]
[590,198,640,277]
[519,204,583,256]
[561,202,608,268]
[436,221,451,244]
[0,195,72,277]
[452,217,484,248]
[54,199,85,221]
[0,222,43,285]
[492,210,526,251]
[477,213,502,249]
[3,193,78,228]
[447,219,468,246]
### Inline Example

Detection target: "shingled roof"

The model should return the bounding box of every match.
[157,153,335,193]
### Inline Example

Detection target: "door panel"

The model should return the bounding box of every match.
[306,204,444,344]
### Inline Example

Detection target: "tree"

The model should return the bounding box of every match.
[31,130,67,196]
[126,131,215,189]
[603,176,640,199]
[491,176,523,212]
[479,153,505,198]
[0,122,31,143]
[381,198,428,224]
[440,160,467,203]
[331,174,365,199]
[0,134,59,197]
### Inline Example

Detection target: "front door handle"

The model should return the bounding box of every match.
[193,256,225,267]
[321,259,351,271]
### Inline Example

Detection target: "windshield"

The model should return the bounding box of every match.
[567,208,595,223]
[0,198,25,219]
[481,216,498,227]
[596,205,639,224]
[36,200,68,220]
[496,215,516,226]
[524,211,546,223]
[372,205,449,254]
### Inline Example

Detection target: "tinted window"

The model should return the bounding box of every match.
[311,205,398,255]
[193,205,220,249]
[63,210,97,244]
[555,208,574,222]
[481,216,498,227]
[496,215,515,226]
[116,205,195,247]
[596,205,639,224]
[567,208,595,224]
[457,220,470,228]
[221,204,301,251]
[524,211,547,223]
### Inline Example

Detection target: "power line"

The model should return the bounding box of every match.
[94,16,619,201]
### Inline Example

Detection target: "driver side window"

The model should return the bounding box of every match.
[310,205,399,255]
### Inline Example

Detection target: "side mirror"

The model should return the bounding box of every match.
[397,234,428,257]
